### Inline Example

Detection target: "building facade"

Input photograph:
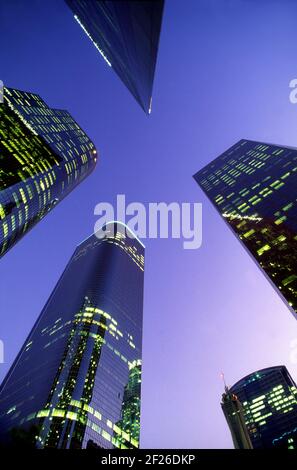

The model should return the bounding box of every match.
[194,140,297,320]
[226,366,297,449]
[0,86,97,257]
[65,0,164,113]
[0,222,144,449]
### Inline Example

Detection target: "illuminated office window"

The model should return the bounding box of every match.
[0,87,97,257]
[0,223,144,449]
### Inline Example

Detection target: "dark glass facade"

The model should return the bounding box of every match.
[0,87,97,257]
[65,0,164,113]
[221,387,253,449]
[194,140,297,320]
[0,222,144,449]
[227,366,297,449]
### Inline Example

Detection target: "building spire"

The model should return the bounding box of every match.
[221,372,229,393]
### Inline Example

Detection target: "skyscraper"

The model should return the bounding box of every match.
[65,0,165,113]
[0,87,97,258]
[221,385,253,449]
[0,222,145,449]
[194,140,297,320]
[224,366,297,449]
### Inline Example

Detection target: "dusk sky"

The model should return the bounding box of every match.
[1,0,297,448]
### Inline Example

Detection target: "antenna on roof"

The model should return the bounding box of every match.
[221,372,229,393]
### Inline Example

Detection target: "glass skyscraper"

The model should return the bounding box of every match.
[225,366,297,449]
[0,86,97,258]
[65,0,164,114]
[194,140,297,320]
[221,386,253,449]
[0,222,144,449]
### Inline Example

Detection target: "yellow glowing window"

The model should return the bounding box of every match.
[114,424,121,435]
[83,404,94,414]
[0,205,5,220]
[102,430,111,442]
[122,431,130,442]
[3,223,8,238]
[37,409,50,418]
[257,244,271,256]
[66,411,78,421]
[94,410,102,420]
[243,229,255,238]
[274,216,286,225]
[52,409,66,418]
[70,400,81,408]
[19,188,27,203]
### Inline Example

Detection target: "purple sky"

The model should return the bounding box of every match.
[1,0,297,448]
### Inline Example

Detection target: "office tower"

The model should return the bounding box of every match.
[224,366,297,449]
[194,140,297,320]
[221,386,253,449]
[115,359,142,449]
[65,0,164,113]
[0,87,97,258]
[0,222,145,449]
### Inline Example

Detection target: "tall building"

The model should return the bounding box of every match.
[0,87,97,258]
[221,385,253,449]
[115,359,142,449]
[224,366,297,449]
[0,222,145,449]
[65,0,165,114]
[194,140,297,320]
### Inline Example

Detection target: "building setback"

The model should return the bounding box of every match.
[194,139,297,320]
[65,0,164,113]
[0,222,144,449]
[0,87,97,257]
